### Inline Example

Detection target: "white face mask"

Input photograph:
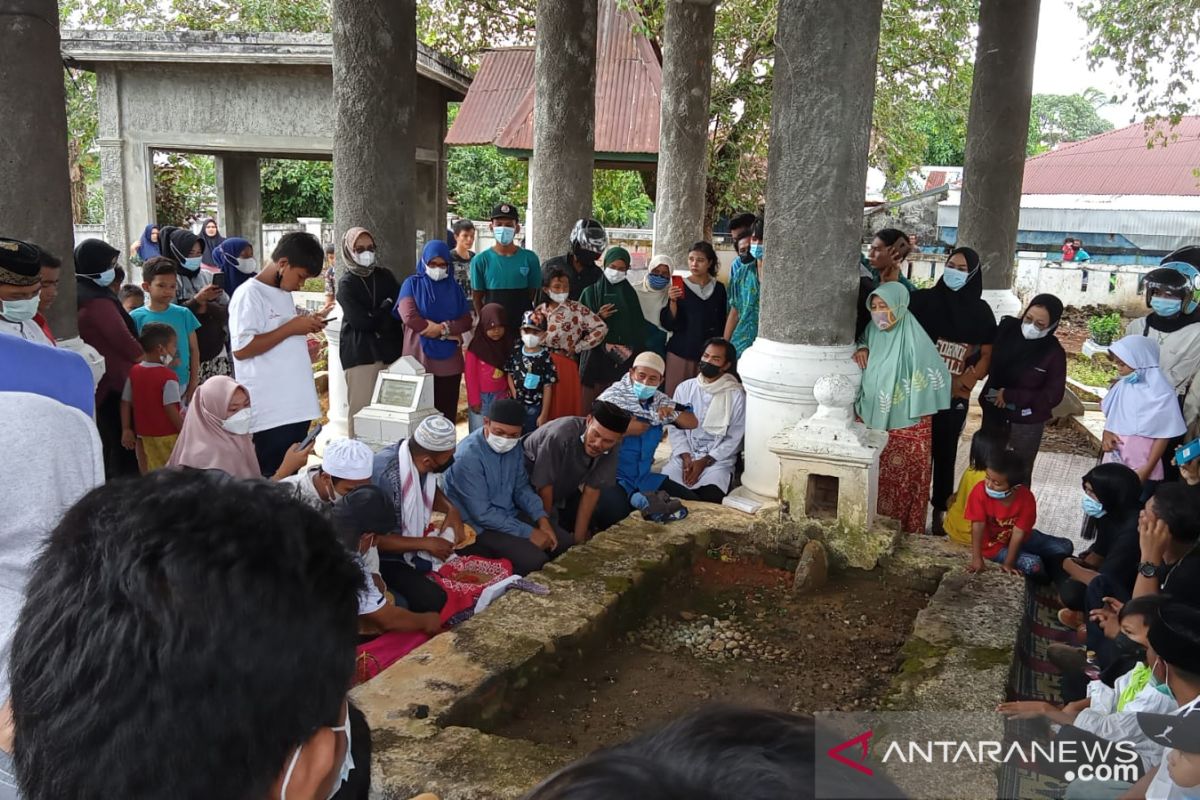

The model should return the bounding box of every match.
[425,266,449,281]
[486,431,519,454]
[548,291,569,304]
[221,407,253,436]
[159,352,174,366]
[1021,322,1049,340]
[234,257,257,275]
[604,267,627,284]
[280,705,353,800]
[352,251,376,268]
[521,333,542,348]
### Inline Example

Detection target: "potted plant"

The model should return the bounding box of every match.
[1084,311,1123,355]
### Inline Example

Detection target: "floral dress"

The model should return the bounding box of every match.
[536,300,608,420]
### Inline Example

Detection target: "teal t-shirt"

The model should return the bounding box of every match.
[469,248,542,293]
[130,303,202,388]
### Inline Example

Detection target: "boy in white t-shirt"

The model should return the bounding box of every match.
[228,232,328,477]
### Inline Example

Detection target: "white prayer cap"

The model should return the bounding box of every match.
[413,414,457,453]
[321,438,374,481]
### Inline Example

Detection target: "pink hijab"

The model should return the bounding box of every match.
[166,376,261,478]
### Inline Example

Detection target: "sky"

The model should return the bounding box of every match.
[1031,0,1145,127]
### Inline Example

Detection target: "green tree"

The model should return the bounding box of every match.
[1026,91,1114,155]
[446,145,528,221]
[1077,0,1200,125]
[260,160,334,222]
[592,170,653,228]
[153,153,216,226]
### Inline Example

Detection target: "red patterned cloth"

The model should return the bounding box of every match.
[537,300,608,355]
[876,416,933,534]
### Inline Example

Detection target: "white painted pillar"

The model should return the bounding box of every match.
[316,312,349,454]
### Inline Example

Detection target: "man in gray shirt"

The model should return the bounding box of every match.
[523,400,631,545]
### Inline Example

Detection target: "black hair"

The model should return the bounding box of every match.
[543,263,571,288]
[524,705,902,800]
[873,228,908,247]
[969,427,1008,472]
[1064,237,1074,245]
[330,485,395,550]
[113,265,126,285]
[36,248,61,269]
[142,256,177,281]
[985,449,1025,487]
[272,231,325,274]
[1150,601,1200,682]
[323,242,336,255]
[10,470,361,800]
[138,321,177,352]
[751,219,764,240]
[1151,483,1200,544]
[728,213,757,236]
[1120,594,1165,623]
[1082,462,1142,520]
[452,218,476,235]
[701,337,740,382]
[688,241,719,276]
[118,284,144,303]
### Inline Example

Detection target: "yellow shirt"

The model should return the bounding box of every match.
[945,467,986,545]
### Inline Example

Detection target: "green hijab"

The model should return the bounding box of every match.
[580,247,644,346]
[856,281,951,431]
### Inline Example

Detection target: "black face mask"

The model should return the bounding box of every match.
[698,361,722,379]
[1113,633,1147,661]
[572,246,600,265]
[431,456,454,474]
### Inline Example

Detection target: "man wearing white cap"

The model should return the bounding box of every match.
[277,437,374,512]
[369,413,463,613]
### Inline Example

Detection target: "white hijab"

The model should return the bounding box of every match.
[633,255,671,333]
[1102,336,1186,438]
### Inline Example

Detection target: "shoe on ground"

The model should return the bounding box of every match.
[1047,642,1088,675]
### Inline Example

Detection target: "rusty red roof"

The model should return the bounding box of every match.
[1022,117,1200,196]
[446,0,661,158]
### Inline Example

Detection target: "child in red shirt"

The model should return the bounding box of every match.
[965,449,1073,577]
[120,322,184,473]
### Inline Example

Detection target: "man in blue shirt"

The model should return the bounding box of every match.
[444,398,563,575]
[0,334,95,417]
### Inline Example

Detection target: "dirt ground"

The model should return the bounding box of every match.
[493,559,929,758]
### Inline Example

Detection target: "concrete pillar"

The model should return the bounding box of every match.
[736,0,885,499]
[958,0,1041,302]
[0,0,78,339]
[331,0,416,283]
[527,0,597,256]
[215,153,263,263]
[652,0,717,267]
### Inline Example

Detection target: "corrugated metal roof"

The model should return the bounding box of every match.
[1022,117,1200,196]
[446,0,661,156]
[444,48,534,146]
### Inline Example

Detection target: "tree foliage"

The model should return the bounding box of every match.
[260,160,334,223]
[153,153,216,226]
[1026,91,1114,155]
[1077,0,1200,125]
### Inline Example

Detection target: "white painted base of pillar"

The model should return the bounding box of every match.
[982,288,1022,321]
[738,338,862,498]
[57,336,106,390]
[316,309,349,456]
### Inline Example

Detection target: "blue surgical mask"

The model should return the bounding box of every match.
[91,267,117,287]
[1,296,40,322]
[647,274,670,291]
[750,244,764,260]
[1124,371,1142,385]
[494,226,516,246]
[942,268,970,291]
[632,381,657,401]
[1151,296,1183,317]
[1082,495,1107,518]
[985,486,1013,500]
[183,256,203,270]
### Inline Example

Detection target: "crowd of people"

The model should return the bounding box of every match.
[9,204,1200,798]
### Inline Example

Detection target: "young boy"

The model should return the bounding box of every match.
[120,322,184,473]
[965,449,1073,577]
[118,284,144,312]
[505,310,558,432]
[331,486,444,637]
[130,257,200,402]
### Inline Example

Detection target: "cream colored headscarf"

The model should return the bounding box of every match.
[342,226,374,278]
[634,254,672,333]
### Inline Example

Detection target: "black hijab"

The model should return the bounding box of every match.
[198,217,225,267]
[909,247,997,345]
[73,239,138,339]
[988,293,1064,387]
[162,226,202,277]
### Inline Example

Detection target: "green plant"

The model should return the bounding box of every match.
[1086,312,1123,347]
[301,277,326,293]
[1067,353,1119,388]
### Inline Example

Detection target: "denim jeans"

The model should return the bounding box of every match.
[990,528,1074,576]
[522,402,542,433]
[467,390,505,432]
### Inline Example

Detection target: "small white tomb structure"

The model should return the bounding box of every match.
[352,356,440,446]
[768,374,888,529]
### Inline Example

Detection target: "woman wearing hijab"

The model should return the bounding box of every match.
[579,246,646,406]
[855,281,952,534]
[75,238,143,478]
[661,241,728,394]
[161,225,230,382]
[212,237,256,298]
[130,224,161,262]
[198,217,226,267]
[397,240,473,421]
[535,262,608,419]
[908,246,997,535]
[1101,336,1187,489]
[337,227,404,435]
[166,376,264,479]
[980,293,1067,486]
[465,303,513,431]
[633,254,672,357]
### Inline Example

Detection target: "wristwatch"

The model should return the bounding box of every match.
[1138,561,1161,579]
